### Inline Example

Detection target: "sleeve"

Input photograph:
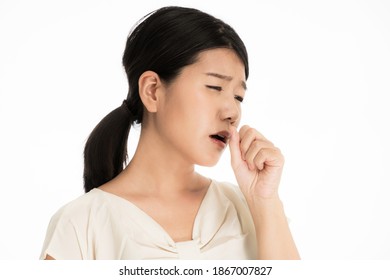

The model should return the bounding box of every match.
[39,207,86,260]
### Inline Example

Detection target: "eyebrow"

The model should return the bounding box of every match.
[205,72,247,90]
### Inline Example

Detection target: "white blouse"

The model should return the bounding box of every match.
[40,180,257,259]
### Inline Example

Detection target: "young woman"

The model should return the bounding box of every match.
[40,6,300,260]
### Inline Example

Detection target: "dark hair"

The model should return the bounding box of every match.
[83,6,249,192]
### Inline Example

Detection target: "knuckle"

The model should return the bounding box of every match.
[239,124,250,134]
[253,140,263,150]
[247,127,257,138]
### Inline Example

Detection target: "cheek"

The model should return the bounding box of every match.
[158,93,198,135]
[172,89,210,119]
[161,84,215,131]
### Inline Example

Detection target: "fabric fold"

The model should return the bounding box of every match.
[39,180,257,259]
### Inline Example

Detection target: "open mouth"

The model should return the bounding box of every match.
[209,131,230,144]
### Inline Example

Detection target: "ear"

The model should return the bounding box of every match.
[138,71,163,113]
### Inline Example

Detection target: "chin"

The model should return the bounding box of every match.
[196,155,222,167]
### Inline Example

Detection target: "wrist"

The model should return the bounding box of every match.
[242,190,281,205]
[244,194,286,220]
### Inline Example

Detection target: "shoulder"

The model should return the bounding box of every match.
[40,189,110,259]
[48,188,109,226]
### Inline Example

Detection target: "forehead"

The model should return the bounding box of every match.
[188,48,246,81]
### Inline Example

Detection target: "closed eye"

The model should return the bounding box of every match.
[206,85,222,91]
[206,85,244,103]
[235,95,244,103]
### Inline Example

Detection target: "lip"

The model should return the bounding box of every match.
[209,130,231,148]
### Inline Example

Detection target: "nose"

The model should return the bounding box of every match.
[220,96,241,127]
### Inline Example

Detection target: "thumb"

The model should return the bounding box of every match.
[228,126,242,168]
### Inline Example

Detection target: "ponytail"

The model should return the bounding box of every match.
[83,100,135,192]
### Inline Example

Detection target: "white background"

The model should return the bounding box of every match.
[0,0,389,260]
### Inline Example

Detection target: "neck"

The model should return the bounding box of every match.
[118,126,208,196]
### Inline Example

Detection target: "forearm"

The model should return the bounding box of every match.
[246,195,300,260]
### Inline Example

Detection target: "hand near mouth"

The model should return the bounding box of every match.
[228,125,284,200]
[229,126,300,260]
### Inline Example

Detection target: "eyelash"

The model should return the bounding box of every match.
[206,85,222,91]
[206,85,244,103]
[235,95,244,103]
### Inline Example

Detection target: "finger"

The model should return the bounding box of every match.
[238,125,251,138]
[239,126,272,159]
[239,125,269,141]
[253,147,284,171]
[228,126,242,168]
[244,139,275,170]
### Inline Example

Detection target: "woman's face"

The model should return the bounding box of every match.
[155,48,247,166]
